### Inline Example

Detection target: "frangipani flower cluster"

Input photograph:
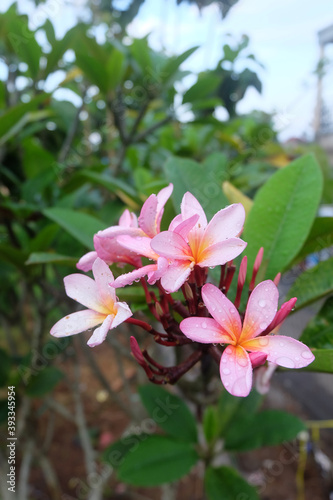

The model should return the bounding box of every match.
[51,184,315,397]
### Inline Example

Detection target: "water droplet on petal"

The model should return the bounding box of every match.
[260,322,267,330]
[279,342,284,347]
[202,321,207,329]
[258,337,269,346]
[221,357,227,363]
[276,356,295,368]
[301,350,313,360]
[230,308,236,314]
[259,299,266,307]
[237,356,248,367]
[222,368,230,375]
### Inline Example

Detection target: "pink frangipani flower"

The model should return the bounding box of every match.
[77,184,173,272]
[150,193,247,292]
[180,281,315,397]
[51,258,132,347]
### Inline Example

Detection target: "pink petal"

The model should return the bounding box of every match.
[117,235,157,260]
[160,261,192,293]
[267,297,297,332]
[240,280,279,342]
[64,274,109,314]
[119,209,138,228]
[172,214,200,240]
[112,264,158,288]
[50,309,106,337]
[151,231,192,260]
[201,284,241,341]
[220,345,253,397]
[242,335,315,369]
[147,257,169,284]
[181,192,207,232]
[156,183,173,232]
[76,251,98,272]
[94,228,143,266]
[112,301,133,328]
[198,237,247,267]
[180,317,232,344]
[92,257,116,308]
[168,214,183,232]
[139,194,158,238]
[204,203,245,247]
[255,362,278,395]
[87,314,114,347]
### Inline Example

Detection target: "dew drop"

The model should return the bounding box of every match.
[221,357,228,363]
[279,342,284,347]
[258,337,269,346]
[211,305,216,312]
[230,308,236,315]
[222,368,231,375]
[224,382,230,387]
[202,321,207,329]
[259,299,266,308]
[295,356,300,361]
[301,350,313,360]
[237,356,248,367]
[260,322,267,330]
[276,356,295,368]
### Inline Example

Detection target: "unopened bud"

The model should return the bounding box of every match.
[155,302,164,318]
[183,282,194,301]
[250,247,264,290]
[130,337,145,365]
[273,272,281,286]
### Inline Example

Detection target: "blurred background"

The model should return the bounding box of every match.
[0,1,333,499]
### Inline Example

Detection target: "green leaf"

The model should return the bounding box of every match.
[224,410,305,452]
[300,348,333,373]
[107,49,126,90]
[118,435,198,486]
[183,74,221,104]
[0,348,11,387]
[26,252,77,266]
[22,137,55,178]
[130,37,152,75]
[286,258,333,310]
[293,217,333,264]
[203,406,219,444]
[43,207,106,249]
[243,155,323,280]
[138,385,197,443]
[300,296,333,349]
[26,366,64,397]
[163,154,229,220]
[79,170,140,208]
[7,17,42,79]
[160,46,198,85]
[0,243,28,269]
[205,466,259,500]
[218,389,263,437]
[102,433,149,468]
[0,94,49,142]
[44,26,77,77]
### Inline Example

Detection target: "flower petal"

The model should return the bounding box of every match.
[112,264,158,288]
[76,251,98,272]
[198,238,247,267]
[147,257,169,284]
[50,310,106,337]
[160,261,192,293]
[240,280,279,342]
[242,335,315,369]
[92,257,116,309]
[151,231,192,260]
[201,283,241,341]
[87,314,114,347]
[117,235,157,260]
[112,301,133,328]
[94,228,143,266]
[181,192,207,232]
[64,274,109,314]
[139,194,158,238]
[203,203,245,247]
[180,317,232,344]
[119,209,138,228]
[220,345,253,397]
[172,214,200,240]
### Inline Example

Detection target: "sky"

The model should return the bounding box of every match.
[1,0,333,140]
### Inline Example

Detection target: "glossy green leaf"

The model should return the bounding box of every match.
[118,435,198,486]
[243,155,323,279]
[102,433,149,468]
[138,385,197,443]
[300,296,333,349]
[293,217,333,264]
[286,258,333,310]
[163,154,229,220]
[224,410,305,452]
[300,349,333,373]
[43,208,106,249]
[26,252,77,266]
[205,466,259,500]
[26,367,64,397]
